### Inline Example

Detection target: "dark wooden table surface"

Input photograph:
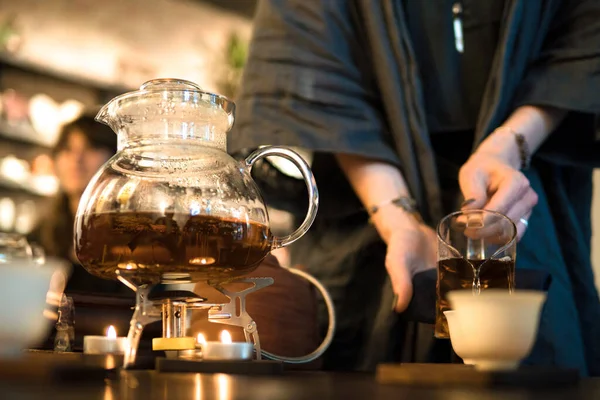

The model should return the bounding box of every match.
[0,370,598,400]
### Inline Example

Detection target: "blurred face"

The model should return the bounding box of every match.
[54,130,112,197]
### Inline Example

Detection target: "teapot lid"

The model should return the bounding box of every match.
[96,78,236,136]
[140,78,203,91]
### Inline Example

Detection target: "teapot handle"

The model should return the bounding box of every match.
[244,146,319,249]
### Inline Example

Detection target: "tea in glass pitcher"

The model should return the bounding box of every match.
[435,209,517,338]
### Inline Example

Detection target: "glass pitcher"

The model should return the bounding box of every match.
[74,78,318,286]
[435,209,516,338]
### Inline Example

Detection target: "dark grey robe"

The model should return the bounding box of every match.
[229,0,600,376]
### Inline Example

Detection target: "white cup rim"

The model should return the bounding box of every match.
[447,289,547,303]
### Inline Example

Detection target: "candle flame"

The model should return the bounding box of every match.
[197,333,207,345]
[189,257,216,265]
[107,325,117,339]
[159,200,169,214]
[220,330,232,344]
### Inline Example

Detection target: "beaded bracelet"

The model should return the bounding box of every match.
[494,126,531,170]
[513,132,531,170]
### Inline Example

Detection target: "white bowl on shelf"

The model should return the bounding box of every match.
[447,289,547,372]
[0,258,69,357]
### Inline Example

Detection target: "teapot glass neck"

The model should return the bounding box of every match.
[117,130,227,152]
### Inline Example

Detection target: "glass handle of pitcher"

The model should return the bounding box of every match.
[244,146,319,249]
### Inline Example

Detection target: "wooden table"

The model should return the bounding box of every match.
[0,370,598,399]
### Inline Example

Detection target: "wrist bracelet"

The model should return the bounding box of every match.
[494,126,531,170]
[367,196,423,223]
[513,132,531,170]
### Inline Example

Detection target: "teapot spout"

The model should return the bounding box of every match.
[95,101,117,132]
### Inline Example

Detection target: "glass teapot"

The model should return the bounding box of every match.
[74,79,318,286]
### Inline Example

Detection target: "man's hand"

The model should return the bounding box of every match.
[459,150,538,240]
[384,215,437,312]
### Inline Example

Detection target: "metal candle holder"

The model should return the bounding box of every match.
[116,266,336,369]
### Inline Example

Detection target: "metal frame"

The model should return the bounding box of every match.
[116,271,273,368]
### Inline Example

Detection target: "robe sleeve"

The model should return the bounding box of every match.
[228,0,400,167]
[513,0,600,114]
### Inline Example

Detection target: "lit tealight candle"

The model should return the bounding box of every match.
[199,330,254,361]
[220,330,232,344]
[83,325,127,355]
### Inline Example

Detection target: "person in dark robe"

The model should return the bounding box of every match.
[228,0,600,376]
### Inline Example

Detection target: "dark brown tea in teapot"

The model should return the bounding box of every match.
[435,257,515,338]
[76,212,272,285]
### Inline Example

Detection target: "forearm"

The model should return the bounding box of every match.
[336,153,414,244]
[476,105,567,168]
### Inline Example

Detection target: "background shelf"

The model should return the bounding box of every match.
[0,119,53,148]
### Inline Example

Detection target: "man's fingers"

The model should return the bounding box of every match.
[515,210,533,241]
[385,250,414,313]
[394,276,413,313]
[459,165,488,209]
[504,189,538,240]
[483,171,531,215]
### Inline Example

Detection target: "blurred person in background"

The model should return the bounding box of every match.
[31,114,129,296]
[229,0,600,376]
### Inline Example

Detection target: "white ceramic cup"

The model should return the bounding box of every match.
[443,310,475,365]
[0,258,69,357]
[447,289,547,371]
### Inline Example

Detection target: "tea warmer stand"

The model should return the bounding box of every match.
[115,268,335,373]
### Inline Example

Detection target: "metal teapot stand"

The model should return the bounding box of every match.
[152,276,285,375]
[116,267,335,373]
[117,273,276,368]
